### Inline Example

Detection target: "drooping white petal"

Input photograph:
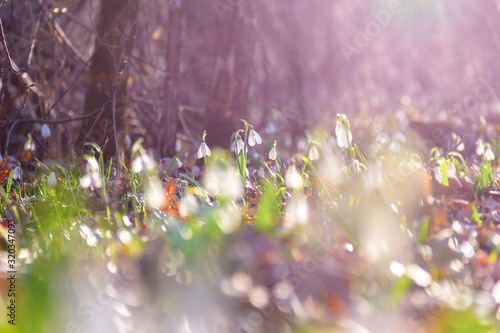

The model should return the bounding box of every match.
[269,147,277,160]
[393,132,407,143]
[197,142,211,159]
[285,166,303,190]
[131,156,143,173]
[248,130,262,146]
[24,140,35,152]
[236,138,245,155]
[485,144,495,161]
[308,145,319,161]
[12,166,21,180]
[41,124,51,138]
[446,161,456,178]
[476,140,485,156]
[336,123,352,148]
[86,156,99,172]
[47,172,57,189]
[80,174,91,188]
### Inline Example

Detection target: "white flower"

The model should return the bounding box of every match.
[80,172,102,189]
[24,139,35,152]
[285,166,303,190]
[41,124,51,139]
[12,166,21,180]
[476,140,485,156]
[197,142,211,159]
[47,172,57,189]
[434,165,443,184]
[393,132,407,143]
[446,161,456,178]
[235,136,245,155]
[269,147,277,160]
[204,166,243,198]
[484,144,495,161]
[308,145,319,161]
[335,115,352,148]
[131,153,155,173]
[248,128,262,146]
[86,156,99,173]
[375,133,390,145]
[81,156,102,189]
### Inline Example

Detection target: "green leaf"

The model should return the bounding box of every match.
[418,217,429,243]
[256,182,281,232]
[439,160,449,187]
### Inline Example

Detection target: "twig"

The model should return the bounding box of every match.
[0,17,21,74]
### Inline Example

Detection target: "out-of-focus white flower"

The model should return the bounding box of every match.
[269,147,277,160]
[204,166,243,198]
[476,139,485,156]
[124,135,132,149]
[131,153,155,173]
[197,142,211,159]
[284,197,308,229]
[335,114,352,148]
[215,202,241,234]
[179,193,199,218]
[235,135,245,155]
[285,166,303,190]
[375,133,390,145]
[446,161,456,178]
[485,144,495,161]
[86,156,99,173]
[145,179,166,208]
[197,131,211,159]
[47,172,57,189]
[12,166,21,180]
[308,145,319,161]
[41,124,51,139]
[248,127,262,147]
[388,141,401,152]
[393,132,407,143]
[80,156,102,189]
[80,172,102,189]
[434,165,443,184]
[24,138,35,152]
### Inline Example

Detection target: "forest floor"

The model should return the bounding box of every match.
[1,112,500,332]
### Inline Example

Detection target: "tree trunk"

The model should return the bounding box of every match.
[204,2,256,148]
[78,0,139,160]
[159,0,183,157]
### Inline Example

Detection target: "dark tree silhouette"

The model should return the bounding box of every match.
[77,0,139,160]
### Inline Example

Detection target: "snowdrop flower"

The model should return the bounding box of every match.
[24,134,35,151]
[86,156,99,173]
[41,124,51,139]
[235,134,245,155]
[375,133,390,145]
[335,114,352,148]
[12,166,21,180]
[308,144,319,161]
[284,197,308,229]
[446,161,456,178]
[484,143,495,161]
[269,147,277,160]
[269,140,277,160]
[248,126,262,146]
[197,131,211,159]
[47,172,57,189]
[131,153,155,173]
[204,166,243,198]
[476,139,485,156]
[80,156,102,189]
[285,166,303,190]
[393,132,407,143]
